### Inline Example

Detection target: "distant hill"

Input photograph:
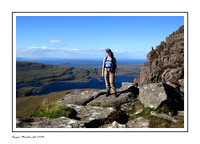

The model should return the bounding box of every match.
[16,61,142,86]
[16,62,100,86]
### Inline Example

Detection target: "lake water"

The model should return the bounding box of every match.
[17,76,137,96]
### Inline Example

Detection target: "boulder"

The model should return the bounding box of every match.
[57,89,106,105]
[67,104,114,122]
[120,82,135,91]
[16,117,86,128]
[134,109,143,115]
[87,91,135,107]
[126,117,149,128]
[138,83,184,111]
[151,111,178,123]
[87,82,137,108]
[162,68,184,86]
[178,79,184,93]
[139,83,167,109]
[120,101,137,112]
[107,121,127,128]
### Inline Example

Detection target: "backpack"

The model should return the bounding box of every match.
[104,56,116,71]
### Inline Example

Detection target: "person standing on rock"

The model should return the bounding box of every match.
[102,49,117,97]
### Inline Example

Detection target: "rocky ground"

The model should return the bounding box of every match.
[16,82,184,128]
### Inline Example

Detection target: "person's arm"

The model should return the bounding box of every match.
[102,69,105,77]
[113,57,117,76]
[102,58,105,77]
[115,68,117,76]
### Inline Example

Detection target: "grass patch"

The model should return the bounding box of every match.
[128,100,183,128]
[129,101,153,120]
[16,89,86,117]
[156,102,173,114]
[170,115,184,128]
[148,116,172,128]
[30,101,75,118]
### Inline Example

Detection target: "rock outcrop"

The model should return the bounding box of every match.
[17,117,86,128]
[139,83,167,109]
[150,111,178,123]
[134,25,184,90]
[17,81,183,128]
[17,83,142,128]
[138,83,184,111]
[126,117,149,128]
[135,25,185,116]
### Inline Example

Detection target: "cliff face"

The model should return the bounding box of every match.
[135,25,184,90]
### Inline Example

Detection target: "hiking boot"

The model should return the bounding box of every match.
[106,90,110,97]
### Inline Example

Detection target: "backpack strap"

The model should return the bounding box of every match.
[111,57,115,70]
[104,56,108,69]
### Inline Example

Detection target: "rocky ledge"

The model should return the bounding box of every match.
[17,82,184,128]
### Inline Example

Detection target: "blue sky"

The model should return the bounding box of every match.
[16,16,184,60]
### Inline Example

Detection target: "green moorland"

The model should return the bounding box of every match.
[16,89,81,117]
[16,61,141,86]
[16,62,100,86]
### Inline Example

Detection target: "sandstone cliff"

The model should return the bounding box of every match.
[134,25,185,120]
[134,25,184,93]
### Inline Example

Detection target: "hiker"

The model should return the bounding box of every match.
[102,49,117,97]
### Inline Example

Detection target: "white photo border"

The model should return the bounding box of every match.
[12,12,188,132]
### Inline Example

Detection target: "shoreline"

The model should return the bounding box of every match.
[16,76,137,97]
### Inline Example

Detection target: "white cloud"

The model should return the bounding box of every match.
[113,49,124,54]
[92,48,124,54]
[49,40,62,43]
[69,48,80,51]
[93,48,106,51]
[27,46,54,50]
[17,46,147,60]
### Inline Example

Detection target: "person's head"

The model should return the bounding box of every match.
[105,49,113,57]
